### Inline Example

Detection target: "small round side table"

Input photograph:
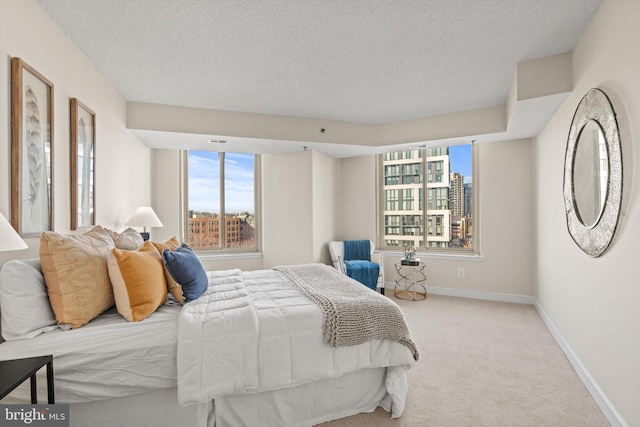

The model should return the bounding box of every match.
[394,263,427,301]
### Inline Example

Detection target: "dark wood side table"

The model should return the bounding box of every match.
[0,355,55,404]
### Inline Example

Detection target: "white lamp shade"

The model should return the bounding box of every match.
[0,213,28,251]
[125,207,163,228]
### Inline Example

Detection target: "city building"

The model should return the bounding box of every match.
[188,213,255,248]
[382,148,452,249]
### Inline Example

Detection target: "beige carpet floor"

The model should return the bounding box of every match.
[320,294,610,427]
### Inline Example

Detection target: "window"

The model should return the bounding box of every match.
[379,143,475,253]
[384,165,400,185]
[184,150,260,252]
[401,163,422,184]
[385,189,399,211]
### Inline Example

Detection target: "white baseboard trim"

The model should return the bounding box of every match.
[383,282,535,305]
[428,286,536,304]
[534,301,627,427]
[384,281,627,427]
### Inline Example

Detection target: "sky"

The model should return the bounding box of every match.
[449,144,472,184]
[188,151,255,213]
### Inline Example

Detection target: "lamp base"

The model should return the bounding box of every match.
[140,232,150,241]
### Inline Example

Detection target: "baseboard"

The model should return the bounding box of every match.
[383,282,628,426]
[383,282,535,305]
[534,301,628,427]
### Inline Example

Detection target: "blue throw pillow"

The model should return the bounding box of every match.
[162,245,208,302]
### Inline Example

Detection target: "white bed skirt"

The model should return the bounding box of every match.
[215,367,390,427]
[70,388,211,427]
[6,367,400,426]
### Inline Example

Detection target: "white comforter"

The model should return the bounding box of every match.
[177,268,416,417]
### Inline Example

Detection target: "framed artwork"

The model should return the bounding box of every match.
[11,58,54,237]
[70,98,96,230]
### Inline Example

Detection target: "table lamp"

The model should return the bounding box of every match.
[125,207,163,241]
[0,212,28,251]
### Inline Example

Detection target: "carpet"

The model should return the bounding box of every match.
[319,294,609,427]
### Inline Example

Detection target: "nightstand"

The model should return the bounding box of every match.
[0,355,55,404]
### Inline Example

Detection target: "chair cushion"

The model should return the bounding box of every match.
[344,260,379,291]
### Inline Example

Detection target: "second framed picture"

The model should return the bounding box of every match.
[70,98,95,230]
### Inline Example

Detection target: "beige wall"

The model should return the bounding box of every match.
[0,0,151,266]
[312,150,341,264]
[262,151,314,267]
[262,149,341,268]
[151,149,182,243]
[128,101,506,148]
[535,0,640,425]
[340,156,378,241]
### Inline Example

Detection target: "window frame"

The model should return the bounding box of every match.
[180,150,262,254]
[377,143,479,255]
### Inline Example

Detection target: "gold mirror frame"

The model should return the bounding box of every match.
[563,88,623,257]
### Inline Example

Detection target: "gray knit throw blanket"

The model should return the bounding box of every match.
[274,263,419,361]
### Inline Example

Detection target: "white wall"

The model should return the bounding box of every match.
[0,0,151,266]
[535,0,640,425]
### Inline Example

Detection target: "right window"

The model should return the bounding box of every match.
[379,143,476,253]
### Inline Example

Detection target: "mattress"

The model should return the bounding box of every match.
[0,300,182,403]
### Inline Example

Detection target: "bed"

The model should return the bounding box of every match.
[0,258,417,427]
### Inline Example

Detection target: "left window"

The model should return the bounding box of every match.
[184,150,260,252]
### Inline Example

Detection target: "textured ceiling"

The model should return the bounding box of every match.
[36,0,601,126]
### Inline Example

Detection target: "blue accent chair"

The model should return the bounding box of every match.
[328,240,384,292]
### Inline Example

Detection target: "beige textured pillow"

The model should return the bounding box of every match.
[107,241,168,322]
[150,237,184,304]
[105,227,144,250]
[39,226,115,329]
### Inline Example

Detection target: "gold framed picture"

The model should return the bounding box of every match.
[11,57,54,236]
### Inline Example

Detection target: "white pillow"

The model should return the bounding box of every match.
[0,259,59,341]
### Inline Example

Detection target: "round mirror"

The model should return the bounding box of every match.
[572,119,608,228]
[563,88,623,257]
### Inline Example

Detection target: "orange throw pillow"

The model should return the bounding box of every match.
[107,241,168,322]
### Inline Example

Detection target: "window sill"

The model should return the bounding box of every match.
[196,251,263,261]
[376,250,483,262]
